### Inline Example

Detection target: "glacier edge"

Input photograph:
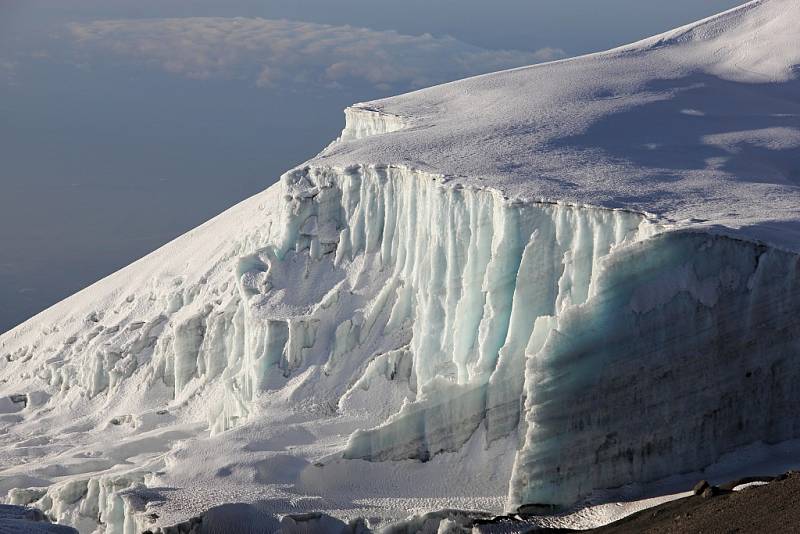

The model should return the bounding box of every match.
[3,103,800,530]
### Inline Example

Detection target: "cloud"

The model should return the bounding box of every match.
[0,59,17,85]
[66,18,566,90]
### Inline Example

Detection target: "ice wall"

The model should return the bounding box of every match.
[338,106,408,141]
[315,165,648,462]
[507,232,800,507]
[230,161,650,449]
[282,161,800,509]
[7,472,147,534]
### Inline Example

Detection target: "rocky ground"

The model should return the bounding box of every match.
[585,472,800,534]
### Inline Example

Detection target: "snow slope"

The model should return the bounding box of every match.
[1,0,800,532]
[332,0,800,250]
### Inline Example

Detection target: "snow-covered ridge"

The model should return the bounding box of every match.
[324,0,800,251]
[628,0,800,83]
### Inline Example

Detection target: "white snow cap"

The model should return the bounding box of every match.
[633,0,800,83]
[322,0,800,250]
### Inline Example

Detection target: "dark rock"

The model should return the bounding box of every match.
[473,514,517,525]
[702,486,720,499]
[693,480,710,495]
[9,394,27,407]
[517,502,560,516]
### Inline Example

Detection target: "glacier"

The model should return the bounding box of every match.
[1,0,800,532]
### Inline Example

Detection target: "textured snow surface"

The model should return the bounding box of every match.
[324,0,800,251]
[2,1,800,533]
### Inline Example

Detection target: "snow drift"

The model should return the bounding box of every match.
[1,0,800,532]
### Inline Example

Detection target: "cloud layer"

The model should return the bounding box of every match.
[67,18,565,90]
[0,59,17,85]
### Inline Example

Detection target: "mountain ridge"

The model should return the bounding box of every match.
[2,2,800,532]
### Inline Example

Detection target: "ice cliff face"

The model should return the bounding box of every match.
[1,0,800,531]
[339,107,408,142]
[278,164,647,463]
[509,232,800,506]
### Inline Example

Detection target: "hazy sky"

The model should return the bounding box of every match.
[0,0,744,332]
